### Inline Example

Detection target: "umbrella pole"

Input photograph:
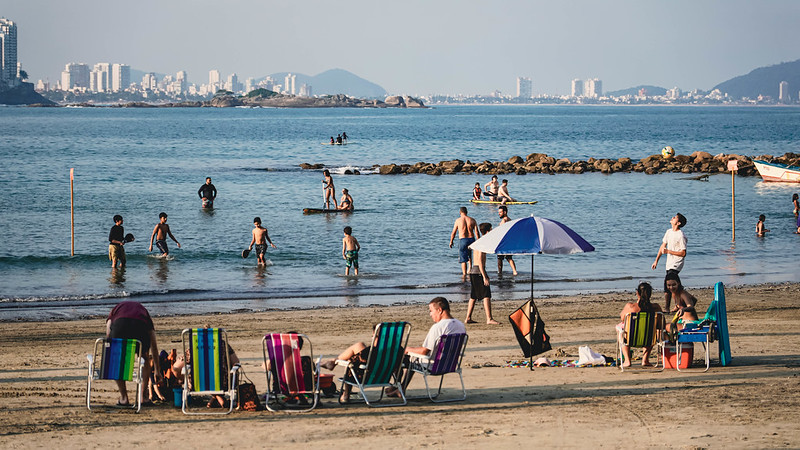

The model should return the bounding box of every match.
[530,255,534,371]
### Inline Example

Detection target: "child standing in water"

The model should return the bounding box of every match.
[342,226,360,276]
[756,214,770,237]
[149,212,181,257]
[322,170,337,209]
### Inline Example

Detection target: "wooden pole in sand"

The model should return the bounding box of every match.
[70,168,74,256]
[727,160,739,241]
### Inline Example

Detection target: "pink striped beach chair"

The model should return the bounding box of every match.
[407,333,468,402]
[262,333,319,412]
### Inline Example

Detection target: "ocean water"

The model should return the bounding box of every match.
[1,105,799,320]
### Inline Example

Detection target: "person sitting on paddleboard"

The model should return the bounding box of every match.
[483,176,499,201]
[336,134,343,145]
[473,182,482,200]
[342,132,348,143]
[338,188,354,211]
[497,179,516,205]
[198,177,217,208]
[330,136,335,145]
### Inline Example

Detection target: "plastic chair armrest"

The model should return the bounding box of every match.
[407,351,430,363]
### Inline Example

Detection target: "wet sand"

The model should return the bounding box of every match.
[1,283,799,448]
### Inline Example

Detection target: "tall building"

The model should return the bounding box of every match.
[60,63,90,90]
[226,73,242,93]
[91,63,110,92]
[516,77,532,99]
[284,73,296,95]
[571,78,583,97]
[584,78,602,98]
[111,63,130,92]
[209,69,220,85]
[176,70,187,94]
[299,83,312,97]
[0,18,18,87]
[141,72,157,91]
[779,81,791,103]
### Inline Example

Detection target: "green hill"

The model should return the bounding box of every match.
[713,59,800,100]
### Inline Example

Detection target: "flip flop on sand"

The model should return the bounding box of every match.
[116,400,131,407]
[466,319,477,324]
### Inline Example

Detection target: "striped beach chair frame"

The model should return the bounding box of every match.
[262,332,319,412]
[407,333,469,402]
[617,311,665,371]
[336,321,411,407]
[86,338,144,412]
[181,327,240,415]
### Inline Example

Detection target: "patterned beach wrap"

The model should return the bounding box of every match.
[509,300,552,358]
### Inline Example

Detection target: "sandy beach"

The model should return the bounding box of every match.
[1,282,799,449]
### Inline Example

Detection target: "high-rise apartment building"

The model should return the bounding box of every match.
[111,63,130,92]
[516,77,532,99]
[142,73,157,91]
[284,73,296,95]
[584,78,602,98]
[176,70,187,94]
[0,18,18,87]
[91,63,110,92]
[61,63,90,91]
[571,78,583,97]
[226,73,242,93]
[779,81,791,103]
[209,69,220,85]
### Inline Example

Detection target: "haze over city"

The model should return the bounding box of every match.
[3,0,800,95]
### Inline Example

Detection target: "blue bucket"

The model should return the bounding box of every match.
[173,388,183,407]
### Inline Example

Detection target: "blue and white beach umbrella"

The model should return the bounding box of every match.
[470,215,595,369]
[469,215,595,256]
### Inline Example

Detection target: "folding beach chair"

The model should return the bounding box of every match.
[181,327,240,415]
[262,332,320,412]
[86,338,144,412]
[406,333,468,403]
[336,321,410,407]
[674,282,731,372]
[616,311,666,371]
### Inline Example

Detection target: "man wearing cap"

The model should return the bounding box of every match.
[651,213,688,311]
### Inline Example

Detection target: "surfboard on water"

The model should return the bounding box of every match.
[303,208,353,214]
[470,199,538,205]
[714,281,732,366]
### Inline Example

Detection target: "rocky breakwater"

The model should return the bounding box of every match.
[303,152,800,177]
[208,92,426,108]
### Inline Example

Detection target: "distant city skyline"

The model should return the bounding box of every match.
[3,0,800,96]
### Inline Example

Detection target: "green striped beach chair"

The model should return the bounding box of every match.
[617,311,665,371]
[86,338,144,412]
[181,327,240,415]
[336,321,411,407]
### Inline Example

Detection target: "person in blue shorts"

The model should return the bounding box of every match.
[449,207,480,277]
[149,212,181,257]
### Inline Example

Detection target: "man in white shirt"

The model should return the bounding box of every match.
[388,297,466,396]
[651,213,687,311]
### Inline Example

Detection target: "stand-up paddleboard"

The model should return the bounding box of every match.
[714,282,732,366]
[241,248,251,259]
[303,208,353,214]
[470,199,538,205]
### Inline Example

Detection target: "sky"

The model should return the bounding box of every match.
[4,0,800,96]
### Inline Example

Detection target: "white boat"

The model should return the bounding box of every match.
[753,160,800,183]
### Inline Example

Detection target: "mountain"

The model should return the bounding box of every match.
[262,69,387,99]
[713,59,800,100]
[605,85,667,97]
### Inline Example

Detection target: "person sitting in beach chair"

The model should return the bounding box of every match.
[262,332,320,412]
[320,321,410,407]
[616,282,664,370]
[178,326,240,414]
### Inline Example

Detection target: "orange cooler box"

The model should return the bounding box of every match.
[663,344,693,369]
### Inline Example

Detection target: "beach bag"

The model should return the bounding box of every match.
[236,369,263,411]
[509,300,552,357]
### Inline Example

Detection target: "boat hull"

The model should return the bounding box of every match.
[753,160,800,183]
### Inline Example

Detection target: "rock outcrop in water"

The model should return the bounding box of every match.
[301,152,800,177]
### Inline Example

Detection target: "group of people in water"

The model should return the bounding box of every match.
[755,193,800,237]
[322,169,354,211]
[329,132,348,145]
[473,175,516,204]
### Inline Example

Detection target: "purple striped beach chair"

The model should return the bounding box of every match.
[262,332,319,412]
[407,333,468,402]
[86,338,144,412]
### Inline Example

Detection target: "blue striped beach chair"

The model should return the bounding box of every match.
[181,327,240,415]
[86,338,144,412]
[617,311,666,371]
[407,333,469,402]
[336,321,411,407]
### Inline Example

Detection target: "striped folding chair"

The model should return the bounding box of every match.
[181,327,240,415]
[262,332,319,412]
[336,321,411,407]
[86,338,144,412]
[407,333,469,402]
[617,311,665,371]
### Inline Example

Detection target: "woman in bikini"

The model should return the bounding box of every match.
[617,282,662,368]
[322,169,337,209]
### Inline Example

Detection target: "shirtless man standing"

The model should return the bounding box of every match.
[248,217,276,266]
[449,207,480,276]
[497,206,518,276]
